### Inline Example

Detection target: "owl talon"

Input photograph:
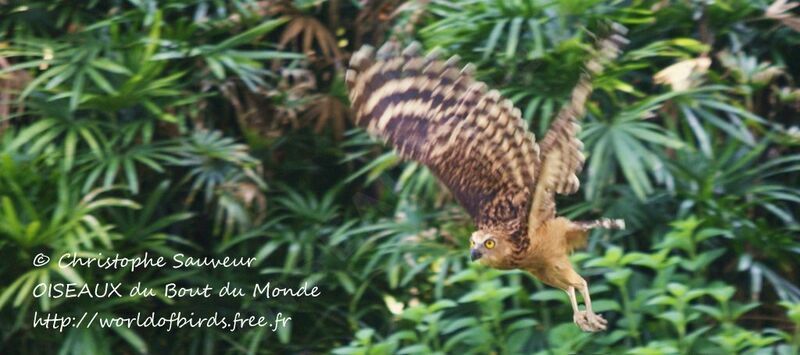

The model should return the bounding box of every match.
[573,311,607,332]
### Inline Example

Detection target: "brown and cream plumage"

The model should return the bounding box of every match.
[346,25,628,332]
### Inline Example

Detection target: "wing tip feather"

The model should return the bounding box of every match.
[402,41,423,57]
[350,45,375,70]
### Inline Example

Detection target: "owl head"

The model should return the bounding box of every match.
[469,230,512,267]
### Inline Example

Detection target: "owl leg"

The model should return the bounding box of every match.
[566,286,581,316]
[541,258,608,332]
[570,279,607,332]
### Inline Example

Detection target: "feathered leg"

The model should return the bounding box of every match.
[531,256,608,332]
[562,218,620,331]
[528,218,620,332]
[566,278,608,332]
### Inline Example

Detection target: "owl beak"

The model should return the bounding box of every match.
[470,249,482,261]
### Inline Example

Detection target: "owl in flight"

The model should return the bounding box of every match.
[345,25,627,332]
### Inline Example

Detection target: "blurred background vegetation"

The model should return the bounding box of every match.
[1,0,799,354]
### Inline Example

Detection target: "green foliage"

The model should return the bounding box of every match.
[1,0,799,354]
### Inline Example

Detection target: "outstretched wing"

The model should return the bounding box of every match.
[346,42,540,247]
[528,25,628,232]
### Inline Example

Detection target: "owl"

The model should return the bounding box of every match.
[345,25,627,332]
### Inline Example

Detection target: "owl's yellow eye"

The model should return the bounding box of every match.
[484,239,496,249]
[470,240,475,248]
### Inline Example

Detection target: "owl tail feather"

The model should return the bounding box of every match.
[579,218,626,231]
[566,218,626,252]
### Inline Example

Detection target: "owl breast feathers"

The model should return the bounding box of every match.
[345,29,627,255]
